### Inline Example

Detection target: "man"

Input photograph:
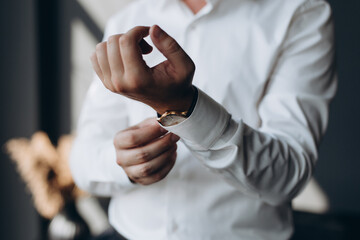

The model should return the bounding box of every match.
[70,0,336,239]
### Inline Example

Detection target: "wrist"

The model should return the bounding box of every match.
[156,87,198,127]
[154,86,196,115]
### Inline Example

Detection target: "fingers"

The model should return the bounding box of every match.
[95,42,113,89]
[107,34,124,81]
[114,119,180,185]
[119,26,150,72]
[116,132,180,167]
[137,117,160,128]
[92,29,153,92]
[114,119,169,149]
[126,146,177,185]
[149,25,190,68]
[90,52,104,81]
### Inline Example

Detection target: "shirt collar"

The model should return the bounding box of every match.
[156,0,223,18]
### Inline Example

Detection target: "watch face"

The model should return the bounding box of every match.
[161,114,187,126]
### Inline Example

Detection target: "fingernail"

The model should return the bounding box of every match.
[171,134,180,142]
[153,25,163,38]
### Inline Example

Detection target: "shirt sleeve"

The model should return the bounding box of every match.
[163,0,337,206]
[70,18,135,196]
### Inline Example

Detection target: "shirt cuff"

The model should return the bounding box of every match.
[163,88,231,150]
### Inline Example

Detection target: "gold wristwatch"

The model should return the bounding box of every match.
[157,87,198,127]
[157,110,188,126]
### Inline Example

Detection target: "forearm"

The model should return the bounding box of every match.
[164,89,318,205]
[188,119,315,206]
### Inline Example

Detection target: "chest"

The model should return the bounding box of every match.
[126,3,284,127]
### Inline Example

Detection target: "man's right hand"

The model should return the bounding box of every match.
[114,118,180,185]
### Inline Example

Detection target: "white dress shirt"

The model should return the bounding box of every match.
[70,0,336,239]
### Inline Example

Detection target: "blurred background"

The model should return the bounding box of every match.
[0,0,359,239]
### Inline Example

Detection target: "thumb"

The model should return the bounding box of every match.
[150,25,189,67]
